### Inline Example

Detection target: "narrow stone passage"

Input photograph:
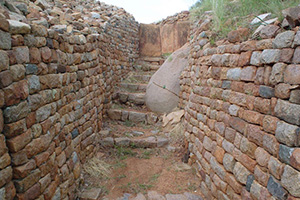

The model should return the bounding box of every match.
[78,58,203,199]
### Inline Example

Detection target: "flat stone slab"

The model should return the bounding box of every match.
[79,188,101,200]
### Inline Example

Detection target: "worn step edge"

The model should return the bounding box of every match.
[107,109,159,124]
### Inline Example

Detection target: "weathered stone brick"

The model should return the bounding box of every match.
[275,99,300,126]
[0,30,11,50]
[268,156,284,180]
[227,68,241,81]
[292,46,300,63]
[6,129,32,153]
[245,174,255,192]
[240,137,257,159]
[225,173,242,193]
[254,97,271,115]
[267,176,288,200]
[240,66,256,82]
[0,166,12,188]
[281,165,300,197]
[229,117,247,134]
[13,46,29,64]
[280,48,294,63]
[273,31,295,49]
[250,51,262,66]
[279,144,293,165]
[269,63,287,86]
[0,70,13,89]
[261,49,281,64]
[3,101,30,123]
[246,124,264,146]
[263,133,279,156]
[223,153,236,172]
[275,120,300,147]
[275,83,291,99]
[254,165,269,187]
[13,159,36,179]
[210,157,226,180]
[0,50,9,72]
[0,153,10,170]
[262,115,279,134]
[3,80,29,106]
[233,162,250,184]
[255,147,271,167]
[290,90,300,104]
[290,148,300,171]
[284,65,300,85]
[213,145,225,164]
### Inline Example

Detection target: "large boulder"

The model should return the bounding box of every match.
[145,43,190,114]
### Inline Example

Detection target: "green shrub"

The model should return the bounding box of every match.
[190,0,299,39]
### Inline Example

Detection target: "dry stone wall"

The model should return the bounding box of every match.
[181,19,300,199]
[0,0,139,199]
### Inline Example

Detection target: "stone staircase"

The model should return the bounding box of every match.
[101,56,168,148]
[107,56,164,125]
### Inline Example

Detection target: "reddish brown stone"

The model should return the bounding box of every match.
[3,119,27,139]
[11,35,24,47]
[229,116,247,134]
[40,47,52,63]
[0,166,12,188]
[291,148,300,171]
[29,47,41,64]
[3,80,29,106]
[253,97,271,115]
[280,48,294,63]
[241,187,252,200]
[275,83,291,99]
[240,41,256,52]
[6,129,32,153]
[254,166,269,187]
[238,153,257,172]
[13,159,36,179]
[0,70,12,88]
[262,115,279,134]
[4,181,16,200]
[284,64,300,85]
[34,151,50,167]
[21,183,41,200]
[231,81,244,93]
[26,112,36,129]
[259,25,280,39]
[228,28,249,43]
[239,109,264,126]
[263,134,279,156]
[246,124,265,146]
[214,145,225,164]
[238,51,252,67]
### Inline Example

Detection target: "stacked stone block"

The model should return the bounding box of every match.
[0,0,139,199]
[181,25,300,199]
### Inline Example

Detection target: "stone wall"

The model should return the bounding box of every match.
[0,0,139,199]
[181,21,300,199]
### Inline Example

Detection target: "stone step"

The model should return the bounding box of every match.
[107,109,158,124]
[131,74,152,82]
[100,135,169,148]
[117,91,145,105]
[120,83,147,92]
[113,191,204,200]
[139,56,165,63]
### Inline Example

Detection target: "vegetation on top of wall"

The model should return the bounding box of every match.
[190,0,299,39]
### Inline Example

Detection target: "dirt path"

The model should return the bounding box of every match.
[79,120,203,200]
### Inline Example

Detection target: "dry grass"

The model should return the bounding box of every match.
[84,157,112,179]
[169,123,185,145]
